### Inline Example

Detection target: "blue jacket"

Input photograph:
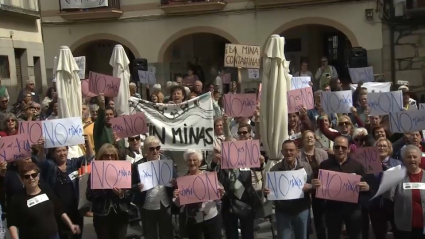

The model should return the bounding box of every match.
[38,155,94,200]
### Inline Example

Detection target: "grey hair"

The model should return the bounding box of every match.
[166,81,173,87]
[1,113,17,131]
[129,82,137,87]
[353,127,368,139]
[143,136,161,151]
[401,145,422,159]
[152,84,161,91]
[89,104,99,111]
[184,86,191,95]
[183,149,203,163]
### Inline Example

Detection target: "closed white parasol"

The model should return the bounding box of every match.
[110,44,131,116]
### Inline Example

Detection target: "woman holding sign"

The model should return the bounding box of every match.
[7,162,81,239]
[86,143,133,239]
[173,149,224,239]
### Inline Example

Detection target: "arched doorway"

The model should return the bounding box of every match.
[73,40,136,78]
[163,33,232,84]
[280,24,352,82]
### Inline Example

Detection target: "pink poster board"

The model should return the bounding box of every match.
[88,71,121,97]
[354,147,383,174]
[90,161,132,189]
[18,121,43,145]
[176,171,220,205]
[223,94,256,117]
[81,79,96,98]
[0,134,31,162]
[110,112,148,139]
[287,87,314,113]
[221,139,261,169]
[315,169,361,203]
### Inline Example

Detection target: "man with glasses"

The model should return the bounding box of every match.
[125,134,145,164]
[315,56,338,89]
[312,136,370,239]
[0,95,9,123]
[16,77,40,103]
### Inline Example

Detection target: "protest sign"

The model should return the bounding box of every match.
[321,90,353,114]
[110,112,148,139]
[129,93,214,151]
[354,147,383,174]
[290,76,311,90]
[348,66,374,83]
[397,80,409,85]
[221,73,231,84]
[248,69,260,79]
[74,56,86,80]
[221,140,261,169]
[389,110,425,133]
[18,121,43,145]
[88,71,121,97]
[90,161,132,189]
[316,169,361,203]
[137,160,173,191]
[176,171,220,205]
[371,165,406,200]
[367,91,403,115]
[148,66,156,74]
[42,117,85,148]
[287,87,314,113]
[224,44,261,69]
[420,103,425,110]
[0,134,31,162]
[81,79,96,98]
[349,82,391,93]
[223,94,256,117]
[266,169,307,200]
[138,70,157,85]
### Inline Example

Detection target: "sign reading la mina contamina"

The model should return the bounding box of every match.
[224,44,261,69]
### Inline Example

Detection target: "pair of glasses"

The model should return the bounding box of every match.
[34,107,40,110]
[338,122,350,126]
[333,145,348,150]
[128,136,141,141]
[23,173,39,180]
[238,131,248,135]
[1,100,8,104]
[6,119,15,123]
[149,146,161,152]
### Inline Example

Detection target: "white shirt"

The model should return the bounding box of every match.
[214,76,223,94]
[143,185,170,210]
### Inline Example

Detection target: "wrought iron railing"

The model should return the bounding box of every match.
[59,0,120,12]
[161,0,223,5]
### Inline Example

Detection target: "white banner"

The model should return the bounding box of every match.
[349,82,391,93]
[60,0,108,9]
[129,93,214,151]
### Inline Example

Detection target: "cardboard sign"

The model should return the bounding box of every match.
[316,169,361,203]
[42,117,85,148]
[290,77,311,90]
[223,94,256,117]
[287,87,314,113]
[367,91,403,116]
[348,66,374,83]
[248,69,260,79]
[18,121,43,145]
[354,147,383,174]
[138,70,157,85]
[110,112,148,139]
[321,90,353,114]
[74,56,86,80]
[88,71,121,97]
[221,140,261,169]
[0,134,31,162]
[91,161,132,189]
[81,79,96,98]
[176,172,220,205]
[137,160,173,191]
[266,169,307,200]
[224,44,261,69]
[389,110,425,133]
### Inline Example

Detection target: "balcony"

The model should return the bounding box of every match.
[0,0,40,19]
[255,0,338,7]
[160,0,226,15]
[58,0,122,21]
[403,0,425,18]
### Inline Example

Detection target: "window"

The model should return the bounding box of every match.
[0,56,10,79]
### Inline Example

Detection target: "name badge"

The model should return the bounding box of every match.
[27,194,49,208]
[69,171,79,181]
[31,92,35,95]
[422,152,425,157]
[403,183,425,190]
[240,168,250,171]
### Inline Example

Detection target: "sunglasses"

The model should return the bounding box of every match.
[149,146,161,152]
[128,136,141,141]
[6,119,15,123]
[338,122,350,126]
[1,100,8,103]
[238,131,249,135]
[23,173,39,180]
[333,145,348,150]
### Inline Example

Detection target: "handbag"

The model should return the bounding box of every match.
[230,199,252,218]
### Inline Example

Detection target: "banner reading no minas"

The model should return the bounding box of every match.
[129,93,215,151]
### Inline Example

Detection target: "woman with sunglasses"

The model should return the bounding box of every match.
[38,137,93,239]
[125,134,144,164]
[288,107,313,144]
[86,143,133,239]
[0,113,18,137]
[131,136,177,239]
[8,162,81,239]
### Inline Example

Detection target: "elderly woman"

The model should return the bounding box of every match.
[169,85,187,104]
[131,136,177,239]
[173,149,224,239]
[314,113,337,151]
[391,145,425,238]
[0,113,18,137]
[318,111,363,147]
[365,138,401,239]
[38,137,93,239]
[86,144,133,239]
[206,118,225,169]
[8,162,81,239]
